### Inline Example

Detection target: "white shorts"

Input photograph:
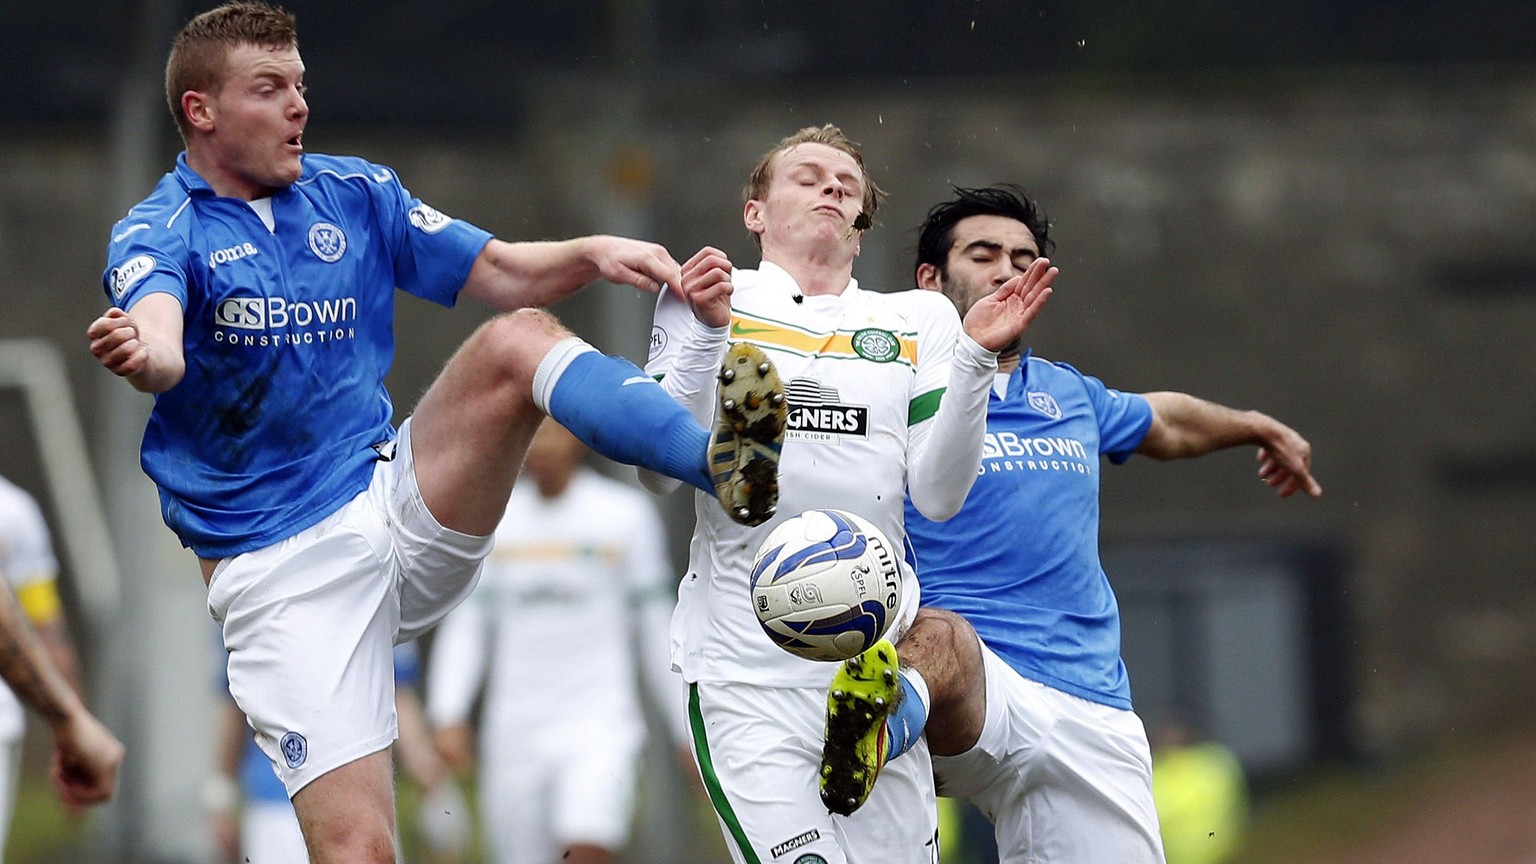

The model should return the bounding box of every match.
[691,681,939,864]
[478,724,644,863]
[208,419,493,796]
[931,641,1165,864]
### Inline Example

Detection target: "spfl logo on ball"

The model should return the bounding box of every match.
[280,731,308,768]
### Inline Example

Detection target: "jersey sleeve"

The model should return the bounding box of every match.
[644,281,728,422]
[102,218,190,311]
[1060,362,1154,462]
[0,487,59,591]
[638,279,728,493]
[366,162,493,308]
[905,291,996,521]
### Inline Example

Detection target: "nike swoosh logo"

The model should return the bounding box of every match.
[620,375,653,386]
[730,322,776,336]
[372,169,391,182]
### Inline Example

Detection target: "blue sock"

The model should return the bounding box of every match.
[546,352,713,494]
[885,673,928,762]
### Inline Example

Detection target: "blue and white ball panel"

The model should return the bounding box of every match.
[749,509,902,662]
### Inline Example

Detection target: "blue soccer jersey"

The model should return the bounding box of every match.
[101,153,492,558]
[904,354,1153,710]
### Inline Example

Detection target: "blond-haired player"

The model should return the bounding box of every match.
[643,125,1055,864]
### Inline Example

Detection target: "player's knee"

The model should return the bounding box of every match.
[297,810,397,864]
[904,607,986,753]
[307,832,396,864]
[904,607,983,698]
[906,606,976,660]
[471,309,570,387]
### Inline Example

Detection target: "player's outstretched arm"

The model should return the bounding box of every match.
[0,579,122,807]
[959,257,1056,351]
[86,293,186,394]
[461,235,684,311]
[1138,391,1322,498]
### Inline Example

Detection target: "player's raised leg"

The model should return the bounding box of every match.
[893,607,988,758]
[409,308,785,540]
[708,342,786,524]
[819,639,904,815]
[819,607,983,814]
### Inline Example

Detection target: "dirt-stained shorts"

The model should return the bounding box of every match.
[207,418,493,797]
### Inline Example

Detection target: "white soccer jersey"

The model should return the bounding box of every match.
[426,467,682,754]
[647,262,997,689]
[0,476,60,742]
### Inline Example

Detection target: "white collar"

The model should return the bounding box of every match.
[752,259,859,299]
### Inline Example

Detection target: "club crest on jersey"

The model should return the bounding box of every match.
[851,328,900,363]
[280,731,308,768]
[308,222,347,262]
[1027,390,1063,420]
[109,255,155,299]
[408,204,453,234]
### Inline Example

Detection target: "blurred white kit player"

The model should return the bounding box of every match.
[0,474,81,862]
[427,421,686,864]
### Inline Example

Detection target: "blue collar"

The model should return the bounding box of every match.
[172,152,216,196]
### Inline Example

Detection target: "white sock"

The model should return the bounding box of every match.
[901,666,932,714]
[530,337,597,414]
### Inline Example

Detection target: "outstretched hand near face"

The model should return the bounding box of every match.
[679,246,735,329]
[962,257,1057,353]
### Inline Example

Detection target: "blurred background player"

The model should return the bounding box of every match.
[0,474,122,829]
[1,473,86,844]
[426,419,689,864]
[822,184,1319,863]
[207,640,465,864]
[1150,717,1250,864]
[642,125,1053,864]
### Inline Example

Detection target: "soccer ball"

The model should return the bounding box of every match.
[750,509,902,662]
